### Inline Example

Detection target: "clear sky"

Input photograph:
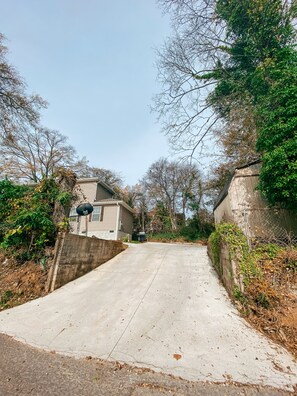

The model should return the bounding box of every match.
[0,0,173,185]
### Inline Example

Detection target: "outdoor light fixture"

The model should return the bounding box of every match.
[76,202,94,216]
[76,203,94,236]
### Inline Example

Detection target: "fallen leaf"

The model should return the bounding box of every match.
[173,353,182,360]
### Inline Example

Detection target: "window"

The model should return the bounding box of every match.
[69,207,78,222]
[92,206,102,221]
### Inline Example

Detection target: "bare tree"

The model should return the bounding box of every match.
[75,164,124,196]
[142,158,202,231]
[154,0,227,158]
[0,34,46,137]
[0,127,81,182]
[119,184,143,208]
[118,184,150,231]
[154,0,296,162]
[206,99,260,194]
[86,167,123,190]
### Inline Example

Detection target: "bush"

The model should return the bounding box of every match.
[256,50,297,211]
[0,177,74,262]
[181,216,214,241]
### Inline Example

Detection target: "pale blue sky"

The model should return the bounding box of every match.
[0,0,173,185]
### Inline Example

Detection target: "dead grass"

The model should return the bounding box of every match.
[237,247,297,358]
[0,253,49,311]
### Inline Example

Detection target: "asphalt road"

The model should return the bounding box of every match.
[0,243,296,392]
[0,333,291,396]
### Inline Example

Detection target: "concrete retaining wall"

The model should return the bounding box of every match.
[47,233,126,292]
[208,241,244,297]
[214,163,297,240]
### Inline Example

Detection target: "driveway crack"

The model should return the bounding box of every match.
[107,250,168,359]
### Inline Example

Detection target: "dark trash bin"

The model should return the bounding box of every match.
[138,231,146,242]
[132,231,138,241]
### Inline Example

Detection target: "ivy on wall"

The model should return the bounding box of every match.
[209,223,260,286]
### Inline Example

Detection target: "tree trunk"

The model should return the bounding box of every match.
[52,168,77,228]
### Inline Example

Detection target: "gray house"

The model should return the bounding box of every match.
[214,161,297,240]
[69,178,134,241]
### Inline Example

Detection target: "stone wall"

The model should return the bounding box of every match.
[208,241,244,297]
[46,233,126,292]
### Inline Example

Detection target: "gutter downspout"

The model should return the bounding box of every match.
[115,202,121,240]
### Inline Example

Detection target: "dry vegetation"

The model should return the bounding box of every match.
[237,247,297,358]
[0,253,49,311]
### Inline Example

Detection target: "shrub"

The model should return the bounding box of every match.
[181,216,214,241]
[0,176,75,262]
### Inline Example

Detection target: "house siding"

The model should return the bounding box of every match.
[74,181,98,204]
[96,205,118,231]
[120,206,134,234]
[95,184,114,201]
[75,205,118,234]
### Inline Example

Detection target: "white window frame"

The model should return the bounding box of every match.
[69,207,78,222]
[91,206,102,221]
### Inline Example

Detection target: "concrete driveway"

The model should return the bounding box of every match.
[0,243,296,391]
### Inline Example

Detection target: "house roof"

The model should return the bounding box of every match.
[95,198,134,214]
[213,159,261,211]
[77,177,116,196]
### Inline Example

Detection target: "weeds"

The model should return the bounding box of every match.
[209,224,297,357]
[0,290,14,308]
